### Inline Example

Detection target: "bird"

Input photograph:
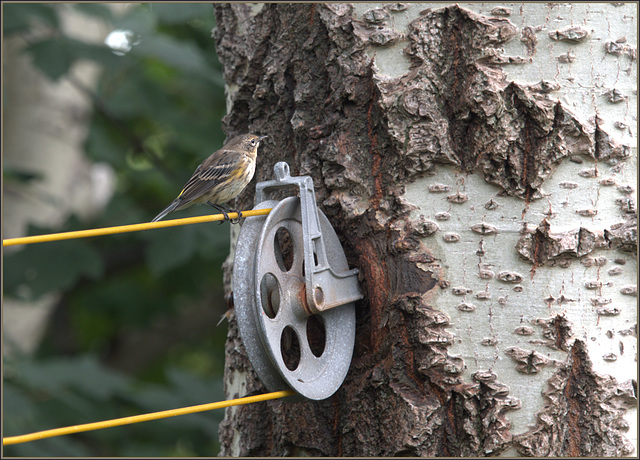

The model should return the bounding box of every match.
[151,134,267,223]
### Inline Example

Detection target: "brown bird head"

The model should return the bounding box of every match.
[227,134,268,158]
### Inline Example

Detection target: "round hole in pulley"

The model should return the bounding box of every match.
[306,314,326,357]
[260,272,281,319]
[281,326,301,371]
[274,226,294,272]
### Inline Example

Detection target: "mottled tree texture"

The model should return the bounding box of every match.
[215,4,636,456]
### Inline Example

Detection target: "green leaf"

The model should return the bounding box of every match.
[14,355,131,400]
[2,3,59,35]
[26,36,120,81]
[2,382,37,430]
[120,442,169,457]
[101,68,175,118]
[5,432,92,457]
[3,237,104,299]
[112,5,157,36]
[124,384,180,411]
[70,271,167,328]
[144,223,198,275]
[152,3,213,24]
[99,194,149,228]
[166,368,224,407]
[72,40,123,68]
[71,3,114,21]
[143,215,229,275]
[85,120,130,167]
[132,34,211,77]
[70,307,117,351]
[26,37,74,81]
[3,356,126,457]
[3,167,44,184]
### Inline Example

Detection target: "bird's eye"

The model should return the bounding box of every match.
[250,139,257,145]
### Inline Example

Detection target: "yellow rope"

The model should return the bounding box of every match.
[2,209,272,247]
[3,389,295,446]
[3,207,286,445]
[3,207,288,446]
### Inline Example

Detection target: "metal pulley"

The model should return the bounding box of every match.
[233,162,362,400]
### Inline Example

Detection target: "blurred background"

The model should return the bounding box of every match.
[3,4,231,456]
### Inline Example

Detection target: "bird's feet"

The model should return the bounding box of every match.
[207,202,243,224]
[229,210,243,224]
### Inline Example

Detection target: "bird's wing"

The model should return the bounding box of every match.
[177,149,243,204]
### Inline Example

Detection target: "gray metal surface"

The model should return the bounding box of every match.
[233,163,358,400]
[255,162,362,314]
[234,200,290,393]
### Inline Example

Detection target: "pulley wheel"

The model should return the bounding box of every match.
[234,197,356,400]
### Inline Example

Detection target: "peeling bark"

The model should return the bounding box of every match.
[516,218,610,265]
[513,340,636,457]
[376,7,630,203]
[214,3,636,456]
[516,213,637,267]
[531,315,574,351]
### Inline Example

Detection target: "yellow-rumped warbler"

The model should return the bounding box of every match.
[151,134,267,222]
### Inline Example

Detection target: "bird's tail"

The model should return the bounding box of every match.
[152,199,181,222]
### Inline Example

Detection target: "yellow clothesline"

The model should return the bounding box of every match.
[3,389,295,446]
[2,207,284,447]
[2,209,272,247]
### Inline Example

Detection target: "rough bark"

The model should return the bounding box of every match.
[214,3,636,456]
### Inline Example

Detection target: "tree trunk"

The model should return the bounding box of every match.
[214,3,637,456]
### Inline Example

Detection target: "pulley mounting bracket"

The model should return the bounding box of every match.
[255,162,362,315]
[233,162,362,400]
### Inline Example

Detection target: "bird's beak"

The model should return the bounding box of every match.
[259,135,269,143]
